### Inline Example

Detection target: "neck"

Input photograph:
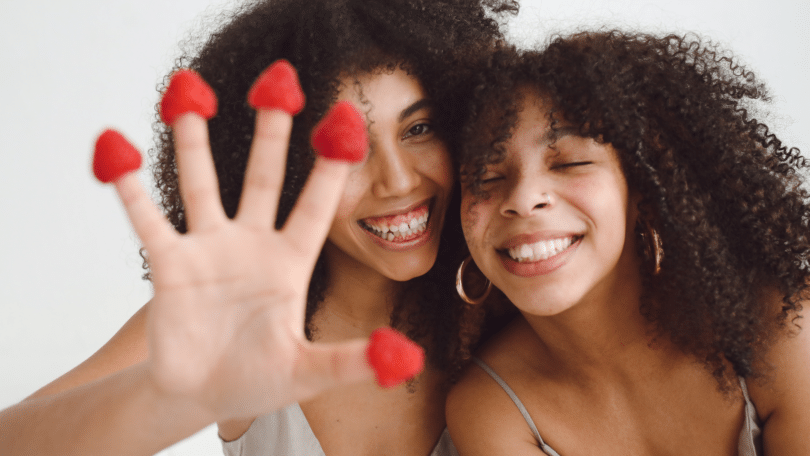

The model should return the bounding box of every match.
[522,264,681,383]
[312,242,406,341]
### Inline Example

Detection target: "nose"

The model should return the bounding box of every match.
[500,175,553,217]
[370,139,421,198]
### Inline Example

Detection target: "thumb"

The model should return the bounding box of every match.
[294,328,425,396]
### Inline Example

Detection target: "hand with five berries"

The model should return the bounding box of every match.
[97,61,423,424]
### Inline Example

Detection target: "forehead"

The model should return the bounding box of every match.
[335,68,426,109]
[506,91,555,152]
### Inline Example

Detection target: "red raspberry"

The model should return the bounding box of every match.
[93,129,142,183]
[248,59,305,115]
[310,101,368,163]
[159,69,218,125]
[366,328,425,388]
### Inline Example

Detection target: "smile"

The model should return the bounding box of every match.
[506,235,581,263]
[497,234,582,277]
[359,202,431,243]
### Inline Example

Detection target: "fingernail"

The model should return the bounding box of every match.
[248,59,305,114]
[93,129,142,183]
[159,69,218,125]
[310,101,368,163]
[366,327,425,388]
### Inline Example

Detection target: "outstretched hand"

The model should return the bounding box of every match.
[92,61,423,423]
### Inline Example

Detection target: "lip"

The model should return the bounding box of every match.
[362,198,433,222]
[498,234,582,277]
[358,198,436,252]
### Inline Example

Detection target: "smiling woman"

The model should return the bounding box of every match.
[465,100,633,312]
[447,32,810,456]
[0,0,516,455]
[323,69,453,284]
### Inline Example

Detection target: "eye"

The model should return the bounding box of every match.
[403,122,432,139]
[554,161,592,169]
[480,173,503,184]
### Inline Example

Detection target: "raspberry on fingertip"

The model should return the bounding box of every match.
[93,129,142,183]
[248,59,306,115]
[159,69,218,126]
[366,327,425,388]
[310,101,368,164]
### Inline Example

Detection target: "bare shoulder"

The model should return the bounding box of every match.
[27,301,151,399]
[447,319,546,456]
[747,295,810,454]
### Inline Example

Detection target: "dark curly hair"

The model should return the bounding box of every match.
[146,0,517,375]
[458,31,810,389]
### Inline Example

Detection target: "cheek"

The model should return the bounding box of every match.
[331,173,368,223]
[460,195,487,251]
[580,178,630,251]
[418,145,454,190]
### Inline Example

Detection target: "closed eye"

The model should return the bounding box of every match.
[480,175,503,184]
[555,161,592,169]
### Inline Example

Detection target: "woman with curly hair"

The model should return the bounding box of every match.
[0,0,516,455]
[447,31,809,455]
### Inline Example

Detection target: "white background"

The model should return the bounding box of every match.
[1,0,807,454]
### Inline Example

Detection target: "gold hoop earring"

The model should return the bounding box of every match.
[456,256,492,304]
[639,222,664,275]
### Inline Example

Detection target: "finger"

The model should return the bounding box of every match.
[293,339,375,398]
[114,173,178,253]
[295,328,425,397]
[160,70,224,231]
[93,129,142,183]
[93,129,176,251]
[282,101,368,256]
[236,111,292,228]
[281,158,350,256]
[237,61,305,228]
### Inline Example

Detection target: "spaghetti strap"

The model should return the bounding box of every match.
[472,358,561,456]
[737,377,763,456]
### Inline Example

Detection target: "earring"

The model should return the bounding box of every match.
[639,222,664,275]
[456,256,492,304]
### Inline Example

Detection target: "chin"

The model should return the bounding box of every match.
[495,279,581,317]
[385,251,439,282]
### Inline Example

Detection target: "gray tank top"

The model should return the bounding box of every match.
[473,358,763,456]
[221,402,459,456]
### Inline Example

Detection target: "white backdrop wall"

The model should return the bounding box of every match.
[1,1,807,455]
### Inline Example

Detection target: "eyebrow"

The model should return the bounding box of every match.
[398,98,433,122]
[538,126,578,146]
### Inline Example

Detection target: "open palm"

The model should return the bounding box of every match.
[102,71,375,422]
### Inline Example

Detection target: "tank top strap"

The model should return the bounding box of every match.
[737,377,763,456]
[472,357,561,456]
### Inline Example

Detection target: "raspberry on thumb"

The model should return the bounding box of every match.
[366,328,425,388]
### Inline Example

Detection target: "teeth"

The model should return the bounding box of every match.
[507,237,576,263]
[362,210,430,241]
